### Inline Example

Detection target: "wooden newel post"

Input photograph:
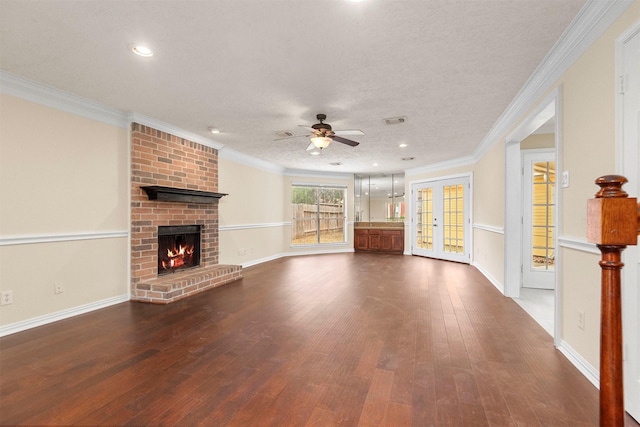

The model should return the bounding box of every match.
[587,175,639,426]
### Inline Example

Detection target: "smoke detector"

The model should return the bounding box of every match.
[383,116,407,125]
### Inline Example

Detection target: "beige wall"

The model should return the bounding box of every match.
[471,142,505,287]
[0,94,129,327]
[521,133,555,150]
[553,3,638,367]
[218,156,286,266]
[0,95,129,235]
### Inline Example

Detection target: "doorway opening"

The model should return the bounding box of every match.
[505,92,560,341]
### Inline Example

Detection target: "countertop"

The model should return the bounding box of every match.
[354,222,404,230]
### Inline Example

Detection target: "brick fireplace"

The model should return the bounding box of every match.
[130,123,241,304]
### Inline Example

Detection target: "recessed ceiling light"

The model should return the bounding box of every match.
[208,127,220,134]
[373,162,378,166]
[310,151,320,156]
[130,44,154,57]
[399,143,408,148]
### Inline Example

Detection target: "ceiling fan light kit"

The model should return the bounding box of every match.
[310,136,332,149]
[282,113,363,151]
[275,113,363,153]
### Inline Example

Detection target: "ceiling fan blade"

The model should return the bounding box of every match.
[331,135,359,147]
[334,130,364,136]
[298,125,315,132]
[274,134,310,141]
[306,142,317,151]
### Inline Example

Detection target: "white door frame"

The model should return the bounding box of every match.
[616,20,640,422]
[504,88,562,346]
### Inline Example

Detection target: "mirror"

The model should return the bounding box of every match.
[355,173,405,222]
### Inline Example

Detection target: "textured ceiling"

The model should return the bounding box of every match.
[0,0,586,174]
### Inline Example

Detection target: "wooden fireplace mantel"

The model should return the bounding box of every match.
[141,186,227,204]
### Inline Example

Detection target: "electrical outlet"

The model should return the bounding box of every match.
[1,290,13,305]
[578,310,585,330]
[54,283,64,295]
[238,249,247,256]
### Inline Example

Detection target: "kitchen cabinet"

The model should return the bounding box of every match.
[354,225,404,254]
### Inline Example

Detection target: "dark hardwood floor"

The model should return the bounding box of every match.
[1,253,638,426]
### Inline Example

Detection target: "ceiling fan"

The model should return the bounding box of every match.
[276,114,363,151]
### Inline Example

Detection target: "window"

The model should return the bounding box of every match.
[291,185,346,245]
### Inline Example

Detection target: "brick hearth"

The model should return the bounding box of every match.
[134,264,242,304]
[130,123,241,303]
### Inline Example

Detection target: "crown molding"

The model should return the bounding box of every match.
[128,112,224,150]
[472,0,634,162]
[0,71,226,153]
[404,155,475,177]
[0,71,129,128]
[284,168,354,180]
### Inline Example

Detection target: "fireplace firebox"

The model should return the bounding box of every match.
[157,225,201,275]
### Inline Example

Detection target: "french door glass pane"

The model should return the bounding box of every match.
[530,161,555,270]
[416,188,433,250]
[443,184,464,254]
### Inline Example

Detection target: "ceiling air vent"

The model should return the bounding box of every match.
[383,116,407,125]
[329,162,343,166]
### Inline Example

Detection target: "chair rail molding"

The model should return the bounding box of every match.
[0,230,129,246]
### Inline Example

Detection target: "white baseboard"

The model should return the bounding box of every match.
[557,339,600,389]
[0,294,130,337]
[285,247,355,257]
[241,253,286,268]
[472,261,505,294]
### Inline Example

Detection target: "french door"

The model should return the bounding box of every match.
[411,176,470,263]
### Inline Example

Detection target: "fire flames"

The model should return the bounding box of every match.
[161,245,195,270]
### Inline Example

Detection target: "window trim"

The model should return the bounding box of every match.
[291,183,348,246]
